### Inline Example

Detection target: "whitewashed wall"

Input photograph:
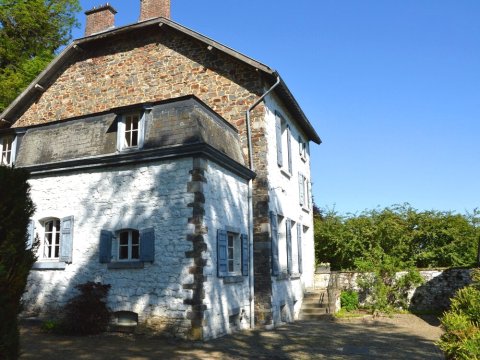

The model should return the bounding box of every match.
[263,93,316,325]
[24,159,196,336]
[202,160,250,339]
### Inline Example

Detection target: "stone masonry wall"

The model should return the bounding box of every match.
[202,160,250,339]
[320,269,473,312]
[23,158,197,337]
[14,25,280,330]
[261,93,315,326]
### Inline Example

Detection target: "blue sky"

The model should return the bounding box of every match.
[73,1,479,214]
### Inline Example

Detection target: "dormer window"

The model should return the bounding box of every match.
[1,135,16,166]
[117,112,145,151]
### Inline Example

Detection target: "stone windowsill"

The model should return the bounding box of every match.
[275,272,302,281]
[32,261,67,270]
[107,261,145,269]
[280,168,291,179]
[223,275,244,284]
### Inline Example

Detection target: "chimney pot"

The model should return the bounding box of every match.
[85,3,117,36]
[140,0,170,22]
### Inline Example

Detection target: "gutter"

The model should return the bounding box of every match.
[245,74,281,329]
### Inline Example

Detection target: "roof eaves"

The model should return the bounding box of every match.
[0,43,79,123]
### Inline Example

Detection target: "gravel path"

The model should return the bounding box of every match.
[20,314,444,359]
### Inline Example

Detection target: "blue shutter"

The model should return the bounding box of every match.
[27,219,35,250]
[298,136,303,155]
[275,113,283,167]
[286,219,292,275]
[59,216,74,263]
[99,230,113,263]
[297,223,303,274]
[241,233,249,276]
[140,227,155,262]
[287,126,292,174]
[270,211,279,276]
[299,173,304,206]
[217,229,228,277]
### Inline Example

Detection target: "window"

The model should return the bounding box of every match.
[275,112,292,175]
[99,228,155,267]
[118,229,140,260]
[117,112,145,151]
[298,173,311,210]
[32,216,74,269]
[217,229,248,277]
[43,219,61,259]
[298,136,308,162]
[0,135,16,166]
[270,212,302,276]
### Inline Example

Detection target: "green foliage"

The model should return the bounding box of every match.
[0,0,81,112]
[0,166,36,359]
[62,282,112,335]
[315,204,479,271]
[357,265,424,312]
[340,290,359,311]
[438,269,480,359]
[41,319,59,333]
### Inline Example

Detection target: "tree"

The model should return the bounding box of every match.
[315,204,478,271]
[0,0,80,113]
[0,166,36,359]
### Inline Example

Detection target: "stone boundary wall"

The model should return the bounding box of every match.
[315,268,473,313]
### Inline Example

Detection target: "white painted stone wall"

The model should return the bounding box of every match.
[263,93,316,324]
[24,159,196,336]
[202,160,250,339]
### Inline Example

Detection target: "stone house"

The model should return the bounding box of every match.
[0,0,321,340]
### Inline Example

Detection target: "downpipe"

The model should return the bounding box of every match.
[245,75,281,329]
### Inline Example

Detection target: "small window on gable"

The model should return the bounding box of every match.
[117,112,145,151]
[1,135,16,166]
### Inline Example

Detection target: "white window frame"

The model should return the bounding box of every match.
[277,216,288,273]
[0,135,17,166]
[117,112,145,151]
[281,121,292,176]
[299,136,308,162]
[42,218,61,260]
[116,229,140,261]
[227,232,242,275]
[299,173,311,211]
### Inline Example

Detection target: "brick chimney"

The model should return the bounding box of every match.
[140,0,170,21]
[85,4,117,36]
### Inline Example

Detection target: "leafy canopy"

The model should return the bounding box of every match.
[315,204,479,270]
[0,0,80,112]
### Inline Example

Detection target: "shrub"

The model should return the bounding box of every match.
[340,290,359,311]
[62,282,111,335]
[357,263,424,313]
[0,167,36,359]
[438,269,480,359]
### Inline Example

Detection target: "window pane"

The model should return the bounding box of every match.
[131,244,139,259]
[228,260,234,272]
[119,246,129,259]
[120,232,129,245]
[132,230,139,245]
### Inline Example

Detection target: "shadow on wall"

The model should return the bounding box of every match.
[24,154,261,339]
[24,159,196,337]
[409,268,472,313]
